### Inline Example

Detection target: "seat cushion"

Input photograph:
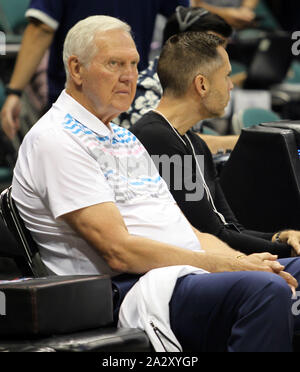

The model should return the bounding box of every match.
[0,327,152,352]
[0,275,113,336]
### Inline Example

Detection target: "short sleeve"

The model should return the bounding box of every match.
[26,0,65,30]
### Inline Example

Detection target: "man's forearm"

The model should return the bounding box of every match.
[8,20,54,90]
[198,134,238,154]
[191,0,259,10]
[121,233,250,274]
[190,1,226,17]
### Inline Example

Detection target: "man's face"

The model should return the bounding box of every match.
[202,46,233,118]
[80,29,140,123]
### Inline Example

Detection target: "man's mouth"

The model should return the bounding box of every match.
[115,90,130,95]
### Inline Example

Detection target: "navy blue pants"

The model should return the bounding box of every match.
[112,257,300,352]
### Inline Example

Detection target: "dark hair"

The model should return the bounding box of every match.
[163,6,233,44]
[157,31,225,97]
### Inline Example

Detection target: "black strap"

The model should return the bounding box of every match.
[5,86,23,97]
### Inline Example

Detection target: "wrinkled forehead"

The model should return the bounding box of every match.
[94,29,138,55]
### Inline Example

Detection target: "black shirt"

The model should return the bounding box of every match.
[131,111,291,257]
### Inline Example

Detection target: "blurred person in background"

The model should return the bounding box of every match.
[191,0,259,29]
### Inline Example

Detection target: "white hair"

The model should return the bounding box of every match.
[63,15,132,81]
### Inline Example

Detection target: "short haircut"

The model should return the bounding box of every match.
[63,15,132,81]
[157,32,225,97]
[163,6,233,44]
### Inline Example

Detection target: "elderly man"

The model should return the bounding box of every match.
[11,15,300,352]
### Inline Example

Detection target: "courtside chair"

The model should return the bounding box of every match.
[231,107,281,135]
[0,186,48,277]
[0,0,29,35]
[202,126,219,136]
[220,125,300,232]
[0,75,14,191]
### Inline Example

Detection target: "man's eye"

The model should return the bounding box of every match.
[108,61,119,69]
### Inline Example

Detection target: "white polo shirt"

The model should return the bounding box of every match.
[12,91,203,276]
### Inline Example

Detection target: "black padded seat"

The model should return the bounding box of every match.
[0,327,152,352]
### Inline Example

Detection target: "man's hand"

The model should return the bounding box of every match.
[273,230,300,257]
[239,252,284,275]
[237,252,298,294]
[279,271,298,297]
[192,229,298,292]
[0,19,55,140]
[1,95,22,139]
[222,7,256,29]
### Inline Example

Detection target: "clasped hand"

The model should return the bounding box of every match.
[243,253,298,295]
[279,230,300,257]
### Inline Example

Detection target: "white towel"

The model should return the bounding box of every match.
[118,265,207,352]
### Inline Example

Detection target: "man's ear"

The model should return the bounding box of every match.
[194,74,210,98]
[68,56,84,86]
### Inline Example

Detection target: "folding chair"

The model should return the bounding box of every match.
[0,186,48,277]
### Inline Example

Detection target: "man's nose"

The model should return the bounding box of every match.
[120,65,138,82]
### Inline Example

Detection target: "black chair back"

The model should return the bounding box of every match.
[243,32,293,89]
[0,186,48,277]
[220,125,300,232]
